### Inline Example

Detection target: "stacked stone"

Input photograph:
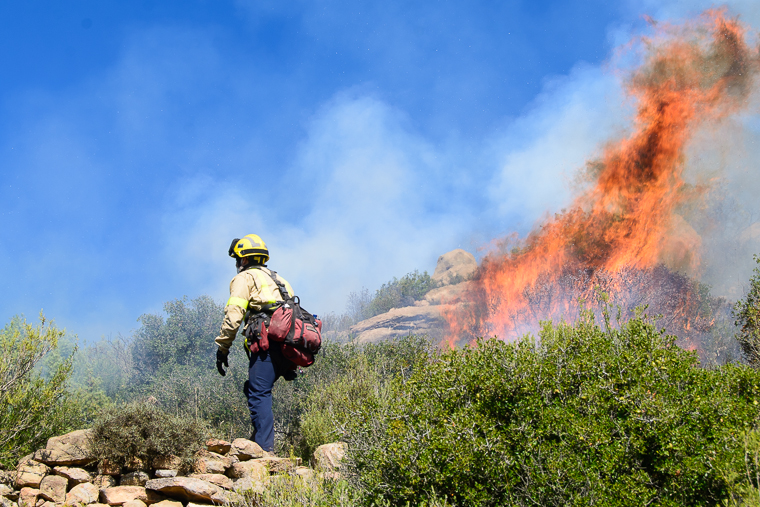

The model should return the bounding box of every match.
[0,430,345,507]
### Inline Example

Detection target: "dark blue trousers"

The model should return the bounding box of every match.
[243,351,280,452]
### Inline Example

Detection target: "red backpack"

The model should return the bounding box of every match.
[243,268,322,369]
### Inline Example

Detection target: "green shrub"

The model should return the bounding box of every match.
[0,314,84,468]
[273,335,434,460]
[91,402,208,466]
[734,255,760,366]
[348,309,760,506]
[131,296,223,379]
[110,295,253,440]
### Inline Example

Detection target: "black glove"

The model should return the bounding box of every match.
[216,348,229,376]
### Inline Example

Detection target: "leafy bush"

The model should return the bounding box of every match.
[109,295,254,440]
[91,402,208,466]
[347,309,760,506]
[131,296,223,379]
[272,335,434,460]
[734,255,760,366]
[0,314,84,468]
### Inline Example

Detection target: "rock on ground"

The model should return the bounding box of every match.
[93,475,117,490]
[15,462,50,489]
[253,457,297,474]
[205,440,231,455]
[38,475,67,503]
[192,452,226,475]
[34,430,94,466]
[65,483,99,506]
[99,486,147,506]
[149,501,182,507]
[122,500,147,507]
[228,440,264,461]
[145,490,169,506]
[313,442,347,472]
[153,471,176,479]
[188,475,232,491]
[225,461,267,481]
[18,488,39,507]
[53,466,92,486]
[144,478,226,505]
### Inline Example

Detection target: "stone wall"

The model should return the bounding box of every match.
[0,431,346,507]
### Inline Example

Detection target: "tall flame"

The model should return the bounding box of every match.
[446,11,759,346]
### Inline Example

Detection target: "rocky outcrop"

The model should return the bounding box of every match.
[431,249,477,285]
[350,304,447,344]
[347,248,477,343]
[2,430,337,507]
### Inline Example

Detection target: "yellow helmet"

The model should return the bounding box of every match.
[228,234,269,262]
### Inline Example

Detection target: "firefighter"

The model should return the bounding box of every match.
[215,234,295,452]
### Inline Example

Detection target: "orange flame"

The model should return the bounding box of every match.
[446,11,759,346]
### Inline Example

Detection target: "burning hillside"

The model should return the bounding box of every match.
[446,11,760,349]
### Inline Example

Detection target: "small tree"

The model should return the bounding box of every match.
[734,255,760,366]
[0,314,78,467]
[131,296,223,379]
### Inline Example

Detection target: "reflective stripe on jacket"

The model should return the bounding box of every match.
[214,267,294,352]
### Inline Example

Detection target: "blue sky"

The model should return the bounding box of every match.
[1,0,759,341]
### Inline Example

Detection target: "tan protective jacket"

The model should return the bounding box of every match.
[215,266,295,352]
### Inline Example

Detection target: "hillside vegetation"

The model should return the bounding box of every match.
[3,259,760,505]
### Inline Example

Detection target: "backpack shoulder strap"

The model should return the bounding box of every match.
[254,266,292,300]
